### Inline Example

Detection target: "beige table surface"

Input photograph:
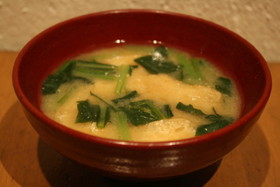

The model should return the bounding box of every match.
[1,51,279,187]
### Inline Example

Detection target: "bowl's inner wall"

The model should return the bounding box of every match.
[17,11,267,117]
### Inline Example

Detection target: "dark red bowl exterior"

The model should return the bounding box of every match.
[12,10,271,180]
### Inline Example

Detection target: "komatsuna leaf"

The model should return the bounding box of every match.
[176,102,206,116]
[112,91,138,104]
[42,60,74,95]
[195,116,234,136]
[75,100,100,123]
[119,100,166,126]
[215,77,232,96]
[134,55,178,74]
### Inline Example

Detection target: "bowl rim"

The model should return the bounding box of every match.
[12,9,272,149]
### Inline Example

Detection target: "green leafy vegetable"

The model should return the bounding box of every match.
[134,45,179,74]
[153,45,168,59]
[176,102,235,136]
[57,85,77,105]
[134,55,178,74]
[72,60,117,80]
[115,65,131,95]
[115,111,130,140]
[42,59,118,95]
[196,114,234,136]
[176,102,206,116]
[162,104,174,118]
[76,100,100,123]
[89,92,117,112]
[84,92,132,137]
[72,67,116,80]
[112,90,138,104]
[42,60,74,95]
[75,100,111,128]
[71,76,92,84]
[176,54,206,85]
[96,106,110,129]
[119,100,167,126]
[215,77,232,96]
[196,122,226,136]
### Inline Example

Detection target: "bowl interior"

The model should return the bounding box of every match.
[14,10,271,141]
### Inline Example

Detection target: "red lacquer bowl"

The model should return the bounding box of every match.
[12,9,271,180]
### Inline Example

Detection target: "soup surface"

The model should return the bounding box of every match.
[41,44,240,141]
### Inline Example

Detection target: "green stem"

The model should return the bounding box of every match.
[145,100,166,119]
[96,106,110,128]
[75,60,116,70]
[116,111,130,141]
[177,54,204,84]
[72,66,116,80]
[90,92,117,112]
[115,65,130,95]
[57,85,77,105]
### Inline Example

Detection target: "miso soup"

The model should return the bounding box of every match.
[41,44,240,142]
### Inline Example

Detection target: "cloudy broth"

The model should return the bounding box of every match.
[41,44,240,142]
